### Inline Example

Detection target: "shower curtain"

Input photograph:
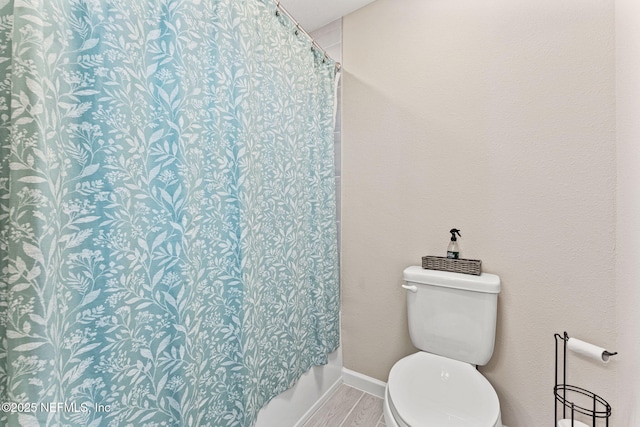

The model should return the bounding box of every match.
[0,0,340,426]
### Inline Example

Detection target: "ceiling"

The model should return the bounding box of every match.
[278,0,376,32]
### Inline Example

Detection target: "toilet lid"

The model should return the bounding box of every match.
[388,352,500,427]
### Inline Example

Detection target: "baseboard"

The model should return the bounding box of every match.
[292,377,343,427]
[341,367,387,399]
[291,369,386,426]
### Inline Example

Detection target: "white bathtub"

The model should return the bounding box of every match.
[254,348,343,427]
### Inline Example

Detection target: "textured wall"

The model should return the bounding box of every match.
[341,1,616,425]
[615,0,640,423]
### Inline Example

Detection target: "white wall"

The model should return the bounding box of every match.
[341,1,616,425]
[615,0,640,423]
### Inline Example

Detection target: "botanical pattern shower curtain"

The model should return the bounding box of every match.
[0,0,339,426]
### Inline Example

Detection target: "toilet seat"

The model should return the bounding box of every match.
[386,352,501,427]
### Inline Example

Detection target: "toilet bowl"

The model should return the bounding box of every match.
[383,352,502,427]
[385,267,504,427]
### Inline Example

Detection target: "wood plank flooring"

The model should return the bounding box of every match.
[302,384,386,427]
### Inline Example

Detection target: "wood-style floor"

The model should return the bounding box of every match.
[302,384,386,427]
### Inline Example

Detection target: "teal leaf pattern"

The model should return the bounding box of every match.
[0,0,339,426]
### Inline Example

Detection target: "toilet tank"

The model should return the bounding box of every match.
[403,266,501,366]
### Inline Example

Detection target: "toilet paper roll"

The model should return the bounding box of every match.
[567,337,610,364]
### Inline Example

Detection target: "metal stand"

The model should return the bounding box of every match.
[554,332,615,427]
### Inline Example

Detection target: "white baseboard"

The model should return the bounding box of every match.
[292,369,386,426]
[292,377,343,427]
[341,367,387,399]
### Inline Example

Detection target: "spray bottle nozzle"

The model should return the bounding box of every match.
[449,228,461,241]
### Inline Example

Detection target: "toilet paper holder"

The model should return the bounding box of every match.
[554,331,615,427]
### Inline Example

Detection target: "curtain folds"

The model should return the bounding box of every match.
[0,0,339,426]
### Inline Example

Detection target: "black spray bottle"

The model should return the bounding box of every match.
[447,229,461,259]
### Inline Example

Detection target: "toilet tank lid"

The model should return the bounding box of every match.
[403,266,501,293]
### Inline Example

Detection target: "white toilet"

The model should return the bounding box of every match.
[383,266,503,427]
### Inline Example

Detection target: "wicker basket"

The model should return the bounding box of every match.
[421,256,482,276]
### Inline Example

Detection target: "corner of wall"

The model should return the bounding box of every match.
[615,0,640,423]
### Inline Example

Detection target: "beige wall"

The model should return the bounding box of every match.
[616,0,640,423]
[341,1,616,425]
